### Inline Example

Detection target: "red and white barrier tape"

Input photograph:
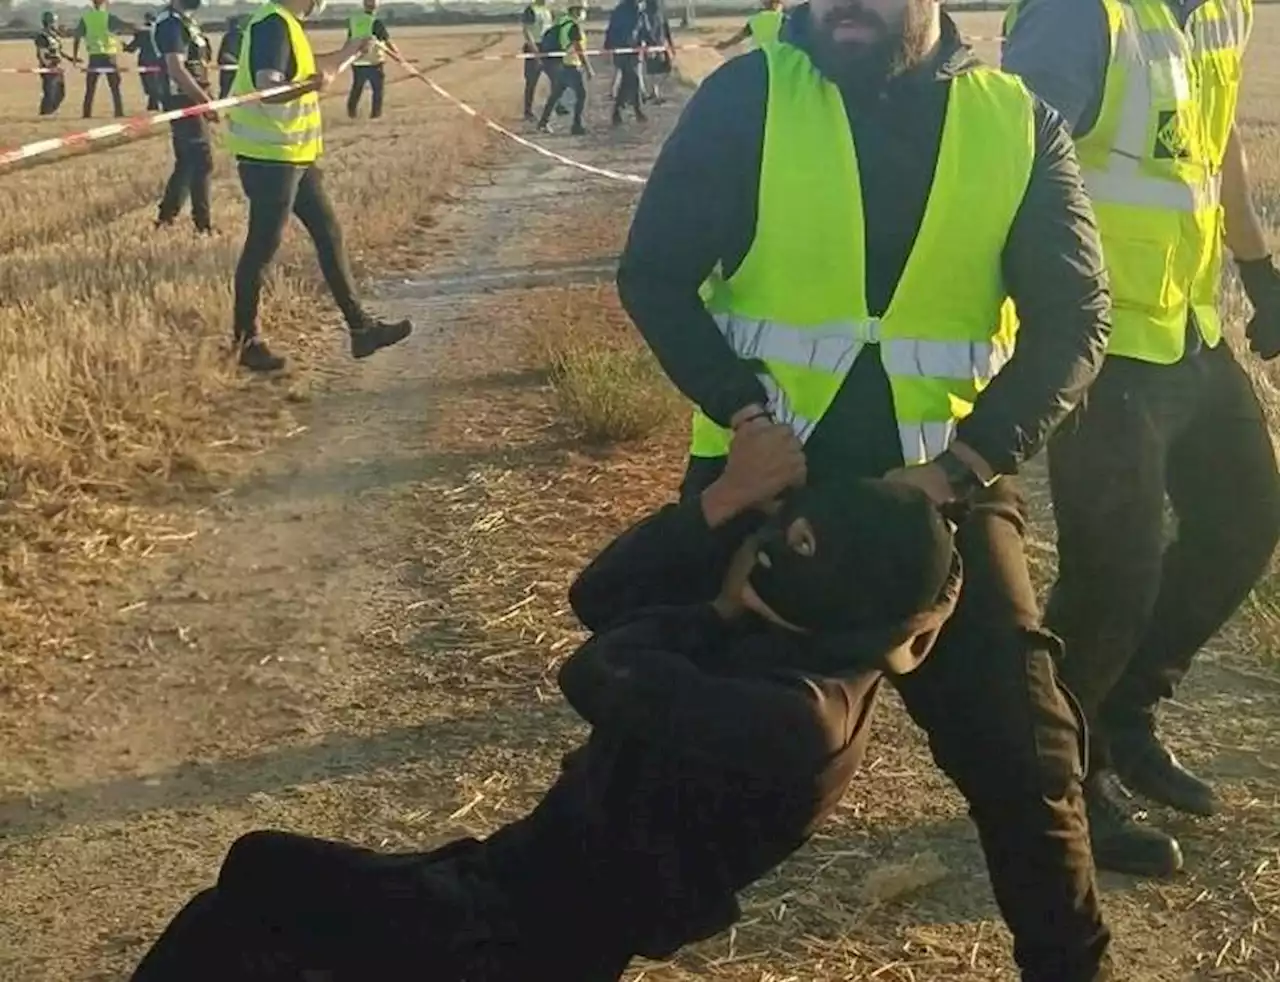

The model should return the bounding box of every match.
[0,56,358,170]
[1,64,238,75]
[384,46,646,186]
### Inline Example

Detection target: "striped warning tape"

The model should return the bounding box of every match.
[1,65,239,75]
[0,55,359,170]
[383,45,647,186]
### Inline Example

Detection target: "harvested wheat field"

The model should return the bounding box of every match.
[1,9,1278,982]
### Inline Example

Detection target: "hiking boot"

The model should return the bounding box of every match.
[350,318,412,359]
[571,123,586,136]
[1085,770,1183,878]
[1111,720,1219,817]
[237,339,287,373]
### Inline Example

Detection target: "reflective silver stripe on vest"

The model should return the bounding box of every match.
[226,119,324,146]
[899,420,956,464]
[758,374,819,444]
[1084,0,1245,212]
[714,313,1008,383]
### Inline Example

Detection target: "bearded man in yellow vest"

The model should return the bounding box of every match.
[618,0,1117,977]
[225,0,412,372]
[1004,0,1280,881]
[72,0,126,117]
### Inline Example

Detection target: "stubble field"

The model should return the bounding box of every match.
[1,10,1279,982]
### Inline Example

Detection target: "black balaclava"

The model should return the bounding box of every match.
[746,478,953,633]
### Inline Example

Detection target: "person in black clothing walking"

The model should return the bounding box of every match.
[216,16,244,99]
[128,461,966,982]
[639,0,672,103]
[520,0,555,119]
[616,0,1116,977]
[124,12,164,110]
[153,0,215,233]
[606,0,647,125]
[34,11,75,116]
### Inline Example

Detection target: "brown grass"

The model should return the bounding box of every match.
[0,27,513,667]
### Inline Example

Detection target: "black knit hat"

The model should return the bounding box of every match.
[746,478,955,633]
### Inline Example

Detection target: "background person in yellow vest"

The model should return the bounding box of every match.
[521,0,559,119]
[618,0,1120,976]
[225,0,413,373]
[715,0,786,51]
[72,0,129,118]
[536,4,593,134]
[346,0,398,119]
[1003,0,1280,881]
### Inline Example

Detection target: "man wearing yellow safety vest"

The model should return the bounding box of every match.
[73,0,127,118]
[1003,0,1280,881]
[619,0,1118,977]
[536,3,594,135]
[716,0,786,50]
[225,0,413,373]
[521,0,557,120]
[346,0,399,119]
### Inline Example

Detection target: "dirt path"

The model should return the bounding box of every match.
[2,66,1279,982]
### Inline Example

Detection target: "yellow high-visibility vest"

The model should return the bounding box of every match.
[348,11,383,65]
[558,15,584,67]
[691,42,1036,465]
[747,8,783,46]
[225,2,323,165]
[1074,0,1251,363]
[81,8,118,56]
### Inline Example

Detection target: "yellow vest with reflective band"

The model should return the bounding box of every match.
[747,8,783,46]
[81,8,118,56]
[349,11,383,65]
[1073,0,1251,363]
[558,15,584,67]
[226,3,323,165]
[691,43,1035,465]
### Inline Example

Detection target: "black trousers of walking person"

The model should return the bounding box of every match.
[141,68,164,111]
[612,53,643,121]
[233,161,367,344]
[83,54,124,117]
[539,64,586,130]
[522,51,555,117]
[347,64,385,119]
[1046,341,1280,774]
[39,70,65,115]
[157,95,213,232]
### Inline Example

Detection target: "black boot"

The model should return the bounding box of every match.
[1085,770,1183,878]
[237,338,287,373]
[1110,716,1218,817]
[350,317,412,359]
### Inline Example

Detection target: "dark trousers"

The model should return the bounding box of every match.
[1046,342,1280,773]
[218,66,235,99]
[539,64,586,128]
[83,54,124,117]
[346,64,385,119]
[613,54,642,117]
[158,97,213,231]
[233,161,365,343]
[141,68,164,111]
[39,71,65,115]
[522,52,555,116]
[130,664,886,982]
[688,466,1109,982]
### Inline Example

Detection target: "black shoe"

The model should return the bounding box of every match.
[536,121,552,133]
[1111,722,1219,817]
[523,110,536,122]
[350,318,412,359]
[611,111,623,127]
[1085,770,1183,878]
[554,103,570,116]
[571,123,586,136]
[635,108,648,122]
[155,217,175,230]
[237,339,287,373]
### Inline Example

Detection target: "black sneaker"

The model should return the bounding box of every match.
[570,123,586,136]
[1111,720,1219,817]
[523,110,536,122]
[350,318,412,359]
[237,339,287,373]
[1086,770,1183,878]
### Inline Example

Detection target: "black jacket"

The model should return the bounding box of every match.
[617,5,1111,480]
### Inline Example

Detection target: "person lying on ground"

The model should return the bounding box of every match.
[128,441,962,982]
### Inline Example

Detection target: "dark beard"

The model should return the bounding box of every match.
[808,0,936,93]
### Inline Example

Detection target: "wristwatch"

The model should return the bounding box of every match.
[935,448,997,500]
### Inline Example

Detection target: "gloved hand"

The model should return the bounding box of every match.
[1238,256,1280,360]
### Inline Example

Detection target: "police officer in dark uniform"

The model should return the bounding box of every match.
[124,12,164,110]
[153,0,215,234]
[215,15,244,99]
[34,11,75,116]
